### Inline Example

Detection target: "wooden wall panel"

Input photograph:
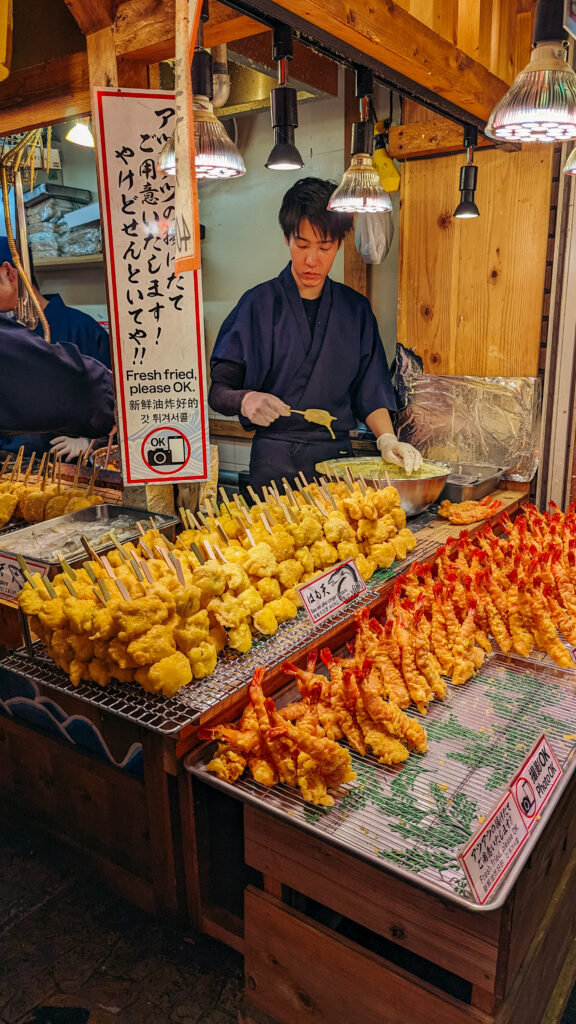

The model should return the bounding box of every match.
[397,146,553,377]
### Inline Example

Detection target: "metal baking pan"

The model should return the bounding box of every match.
[442,463,504,503]
[0,504,178,601]
[185,652,576,911]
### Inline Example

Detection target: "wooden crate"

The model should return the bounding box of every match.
[241,768,576,1024]
[0,677,195,921]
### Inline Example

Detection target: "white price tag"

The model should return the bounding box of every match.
[460,792,529,904]
[510,735,562,828]
[0,552,48,601]
[297,558,367,625]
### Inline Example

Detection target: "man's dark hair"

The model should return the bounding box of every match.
[279,177,354,243]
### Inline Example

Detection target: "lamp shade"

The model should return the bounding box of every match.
[157,134,176,176]
[328,153,392,213]
[193,97,246,179]
[453,163,479,219]
[65,119,94,148]
[485,43,576,142]
[563,146,576,174]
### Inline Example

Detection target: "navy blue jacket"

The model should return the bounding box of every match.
[37,294,111,367]
[0,296,111,455]
[210,263,396,442]
[0,317,114,440]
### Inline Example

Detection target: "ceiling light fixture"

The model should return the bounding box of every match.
[265,23,303,171]
[157,133,176,176]
[65,118,94,148]
[485,0,576,143]
[191,2,245,180]
[453,126,480,220]
[328,68,392,213]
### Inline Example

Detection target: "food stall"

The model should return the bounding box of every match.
[0,0,576,1021]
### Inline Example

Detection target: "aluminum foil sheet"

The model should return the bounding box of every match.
[187,652,576,911]
[395,374,541,482]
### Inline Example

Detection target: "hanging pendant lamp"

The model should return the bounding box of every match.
[453,126,480,219]
[485,0,576,143]
[265,23,303,171]
[328,69,392,213]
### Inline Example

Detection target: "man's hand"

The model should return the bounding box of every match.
[240,391,291,427]
[49,436,91,462]
[376,432,423,475]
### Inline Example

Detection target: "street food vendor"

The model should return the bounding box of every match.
[0,314,114,438]
[0,237,111,460]
[209,177,422,489]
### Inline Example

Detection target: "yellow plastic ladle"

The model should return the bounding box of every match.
[290,408,337,440]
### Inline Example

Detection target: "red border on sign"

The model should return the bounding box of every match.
[460,791,529,905]
[95,88,208,485]
[141,426,192,473]
[297,558,367,625]
[509,733,562,825]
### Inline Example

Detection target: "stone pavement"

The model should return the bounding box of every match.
[0,815,276,1024]
[1,811,575,1024]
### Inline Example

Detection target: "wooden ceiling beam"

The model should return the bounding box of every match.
[113,0,175,63]
[260,0,509,124]
[62,0,115,35]
[0,52,91,135]
[113,0,266,64]
[205,4,268,46]
[389,117,493,159]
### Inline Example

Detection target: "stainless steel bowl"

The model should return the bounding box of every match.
[314,457,449,516]
[379,472,448,516]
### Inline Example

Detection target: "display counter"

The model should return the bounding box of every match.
[0,488,526,924]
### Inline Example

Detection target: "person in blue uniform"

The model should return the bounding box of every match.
[0,237,111,460]
[0,315,114,438]
[209,177,422,489]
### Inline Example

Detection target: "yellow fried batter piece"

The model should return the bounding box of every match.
[136,651,192,697]
[256,577,281,603]
[127,624,176,665]
[187,640,218,679]
[228,621,252,653]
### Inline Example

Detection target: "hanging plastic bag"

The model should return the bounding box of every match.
[355,210,394,264]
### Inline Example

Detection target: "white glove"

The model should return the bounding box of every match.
[49,436,91,462]
[240,391,291,427]
[376,432,423,475]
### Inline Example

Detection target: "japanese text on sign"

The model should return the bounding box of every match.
[93,88,208,485]
[460,792,528,904]
[0,553,47,602]
[510,735,562,828]
[298,558,367,625]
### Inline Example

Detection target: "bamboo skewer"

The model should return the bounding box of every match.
[169,551,186,583]
[57,553,77,580]
[72,453,82,491]
[190,542,206,565]
[11,446,24,483]
[219,486,234,517]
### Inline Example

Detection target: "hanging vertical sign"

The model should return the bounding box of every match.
[174,0,202,274]
[93,88,208,485]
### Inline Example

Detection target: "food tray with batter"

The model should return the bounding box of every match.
[186,652,576,910]
[0,505,179,600]
[7,510,448,734]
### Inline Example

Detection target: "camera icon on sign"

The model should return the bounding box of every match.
[146,435,187,467]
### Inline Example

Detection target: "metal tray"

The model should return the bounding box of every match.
[442,463,504,503]
[186,652,576,911]
[0,504,178,601]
